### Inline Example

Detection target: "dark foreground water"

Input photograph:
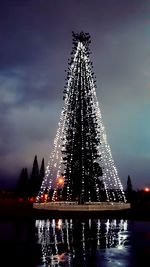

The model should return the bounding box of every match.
[0,218,150,266]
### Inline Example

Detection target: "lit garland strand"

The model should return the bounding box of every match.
[37,32,126,203]
[65,42,91,201]
[93,93,126,202]
[62,41,87,201]
[68,36,126,202]
[81,45,100,201]
[83,48,126,202]
[74,41,103,202]
[36,112,65,202]
[51,56,79,201]
[74,41,101,201]
[79,43,85,201]
[81,48,110,201]
[37,42,80,202]
[63,44,81,201]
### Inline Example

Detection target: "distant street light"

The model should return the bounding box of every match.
[57,176,64,189]
[144,187,150,192]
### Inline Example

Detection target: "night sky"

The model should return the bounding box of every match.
[0,0,150,190]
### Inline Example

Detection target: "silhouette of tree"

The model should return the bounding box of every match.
[126,175,133,202]
[28,155,39,197]
[127,175,133,191]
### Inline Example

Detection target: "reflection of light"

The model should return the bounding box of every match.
[106,219,110,233]
[65,219,70,250]
[52,219,55,228]
[89,219,91,229]
[112,219,116,227]
[117,244,124,250]
[123,220,128,231]
[82,222,85,253]
[57,219,62,229]
[117,232,128,250]
[117,220,128,250]
[51,253,66,262]
[46,220,50,229]
[35,218,129,266]
[97,219,101,247]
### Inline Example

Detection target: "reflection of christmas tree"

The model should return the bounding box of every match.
[35,219,128,266]
[37,32,126,203]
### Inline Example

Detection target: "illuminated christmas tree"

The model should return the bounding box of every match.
[37,32,126,203]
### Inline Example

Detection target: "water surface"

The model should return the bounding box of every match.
[0,218,150,266]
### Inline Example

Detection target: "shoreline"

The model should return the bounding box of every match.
[0,201,150,221]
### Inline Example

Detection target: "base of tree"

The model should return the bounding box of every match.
[33,201,130,212]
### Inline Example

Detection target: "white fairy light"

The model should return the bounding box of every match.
[37,32,126,203]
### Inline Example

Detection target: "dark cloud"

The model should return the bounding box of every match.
[0,0,150,189]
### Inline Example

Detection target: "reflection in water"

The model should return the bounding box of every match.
[35,219,129,266]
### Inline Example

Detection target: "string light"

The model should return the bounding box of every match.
[37,32,126,203]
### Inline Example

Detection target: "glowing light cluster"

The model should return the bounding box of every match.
[37,32,126,203]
